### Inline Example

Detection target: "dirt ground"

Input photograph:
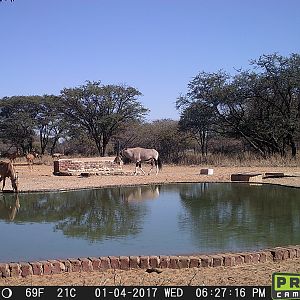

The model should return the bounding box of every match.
[1,159,300,286]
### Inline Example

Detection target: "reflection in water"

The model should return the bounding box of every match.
[1,189,148,241]
[56,189,146,241]
[177,183,300,251]
[121,185,160,202]
[0,194,20,221]
[0,183,299,262]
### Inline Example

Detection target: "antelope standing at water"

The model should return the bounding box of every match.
[0,161,18,193]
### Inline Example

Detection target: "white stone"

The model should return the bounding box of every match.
[200,168,214,175]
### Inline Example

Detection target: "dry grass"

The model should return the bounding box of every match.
[180,152,300,167]
[5,152,300,168]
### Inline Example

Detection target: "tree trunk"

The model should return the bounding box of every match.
[91,132,103,156]
[102,136,109,157]
[39,131,48,155]
[50,136,59,155]
[290,138,297,157]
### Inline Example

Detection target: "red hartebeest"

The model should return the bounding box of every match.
[0,161,18,193]
[26,152,39,170]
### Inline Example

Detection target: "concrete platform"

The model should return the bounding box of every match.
[231,173,263,182]
[263,172,285,178]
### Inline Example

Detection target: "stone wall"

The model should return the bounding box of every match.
[53,159,123,176]
[1,246,299,277]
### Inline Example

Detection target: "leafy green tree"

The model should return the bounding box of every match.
[0,96,39,154]
[60,81,148,156]
[0,95,67,155]
[36,95,67,155]
[178,53,300,157]
[62,127,98,156]
[149,119,189,162]
[178,101,215,156]
[249,53,300,157]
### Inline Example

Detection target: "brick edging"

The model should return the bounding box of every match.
[0,246,299,278]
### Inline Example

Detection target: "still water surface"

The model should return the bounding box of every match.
[0,183,299,262]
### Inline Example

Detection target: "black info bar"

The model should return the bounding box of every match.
[0,286,271,300]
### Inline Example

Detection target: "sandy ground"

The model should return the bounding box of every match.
[12,161,300,192]
[1,159,300,286]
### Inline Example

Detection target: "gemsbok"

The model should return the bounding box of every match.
[121,147,162,175]
[0,161,18,193]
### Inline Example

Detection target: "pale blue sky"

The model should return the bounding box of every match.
[1,0,299,120]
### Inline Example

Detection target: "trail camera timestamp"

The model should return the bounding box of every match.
[1,286,270,300]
